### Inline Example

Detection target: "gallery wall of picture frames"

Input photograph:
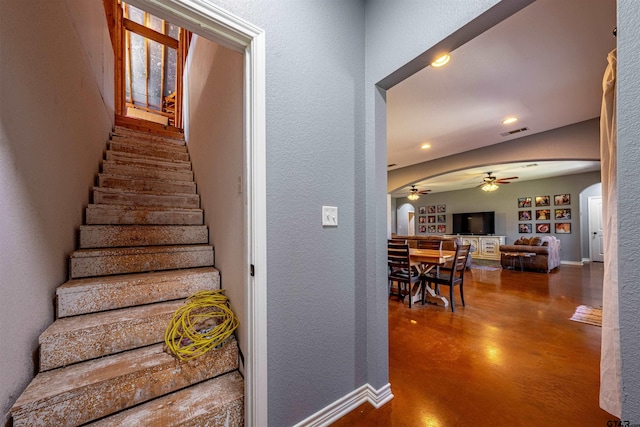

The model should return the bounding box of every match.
[418,205,446,234]
[517,194,571,234]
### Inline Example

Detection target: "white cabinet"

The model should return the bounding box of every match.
[447,235,505,260]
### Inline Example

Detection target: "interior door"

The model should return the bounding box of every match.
[589,196,604,262]
[407,212,415,236]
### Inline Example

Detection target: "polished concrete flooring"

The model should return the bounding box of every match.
[332,262,617,426]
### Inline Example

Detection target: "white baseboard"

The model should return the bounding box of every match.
[561,260,584,266]
[293,383,394,427]
[581,258,591,263]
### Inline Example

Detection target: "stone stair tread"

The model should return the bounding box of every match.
[69,244,214,278]
[86,204,203,225]
[40,300,185,371]
[110,133,187,149]
[92,188,200,209]
[11,338,238,427]
[113,124,185,144]
[70,244,212,259]
[56,267,220,317]
[56,267,220,318]
[99,173,195,185]
[86,371,244,427]
[101,162,194,183]
[109,135,188,153]
[79,224,208,248]
[105,150,192,170]
[108,141,189,161]
[93,185,198,199]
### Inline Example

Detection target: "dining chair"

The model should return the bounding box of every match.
[388,238,407,244]
[388,242,422,308]
[417,240,442,250]
[422,244,471,312]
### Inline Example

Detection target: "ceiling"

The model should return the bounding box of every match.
[387,0,616,198]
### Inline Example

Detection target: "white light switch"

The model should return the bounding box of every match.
[322,206,338,226]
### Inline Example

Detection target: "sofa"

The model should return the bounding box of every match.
[391,234,474,268]
[498,235,561,272]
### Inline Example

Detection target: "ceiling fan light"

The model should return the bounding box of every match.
[408,192,420,201]
[502,117,518,125]
[431,54,450,68]
[481,182,499,192]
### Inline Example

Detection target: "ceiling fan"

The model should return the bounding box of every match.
[478,172,518,192]
[407,185,431,200]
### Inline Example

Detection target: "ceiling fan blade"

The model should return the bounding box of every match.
[417,190,431,194]
[497,181,511,184]
[497,176,518,181]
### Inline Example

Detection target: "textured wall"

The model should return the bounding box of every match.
[0,1,112,424]
[183,36,246,359]
[617,0,640,422]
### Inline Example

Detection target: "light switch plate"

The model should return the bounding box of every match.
[322,206,338,226]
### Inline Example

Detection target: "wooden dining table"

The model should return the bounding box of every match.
[408,248,456,307]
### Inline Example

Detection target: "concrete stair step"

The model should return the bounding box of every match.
[110,132,186,148]
[108,136,188,154]
[93,187,200,209]
[113,118,184,141]
[79,224,208,248]
[98,174,196,194]
[108,140,189,161]
[40,300,185,371]
[11,338,238,427]
[87,370,244,427]
[69,245,214,278]
[102,161,194,182]
[105,150,192,170]
[57,267,220,317]
[86,204,203,225]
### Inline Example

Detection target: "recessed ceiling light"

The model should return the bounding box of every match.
[431,54,450,68]
[502,117,518,125]
[420,143,431,150]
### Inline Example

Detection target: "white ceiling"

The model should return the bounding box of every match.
[387,0,616,197]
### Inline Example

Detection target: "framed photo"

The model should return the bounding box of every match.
[419,225,426,233]
[518,197,532,208]
[428,225,436,233]
[428,215,436,223]
[554,208,571,220]
[535,209,550,220]
[554,194,571,206]
[437,214,446,223]
[536,223,551,234]
[535,195,550,206]
[555,223,571,234]
[419,206,427,215]
[437,204,446,213]
[519,223,532,234]
[518,210,532,221]
[437,225,446,233]
[428,206,436,213]
[418,216,426,224]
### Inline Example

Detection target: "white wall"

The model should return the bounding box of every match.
[0,1,112,424]
[182,35,246,357]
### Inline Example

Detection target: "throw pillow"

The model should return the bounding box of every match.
[530,237,542,246]
[514,239,524,245]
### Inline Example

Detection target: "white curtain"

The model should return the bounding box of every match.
[599,48,620,418]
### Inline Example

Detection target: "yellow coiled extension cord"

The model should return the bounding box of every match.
[164,290,239,361]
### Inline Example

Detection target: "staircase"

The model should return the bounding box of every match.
[11,117,244,426]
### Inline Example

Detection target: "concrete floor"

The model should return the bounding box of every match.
[332,262,616,426]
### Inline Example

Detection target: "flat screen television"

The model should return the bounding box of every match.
[452,211,495,235]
